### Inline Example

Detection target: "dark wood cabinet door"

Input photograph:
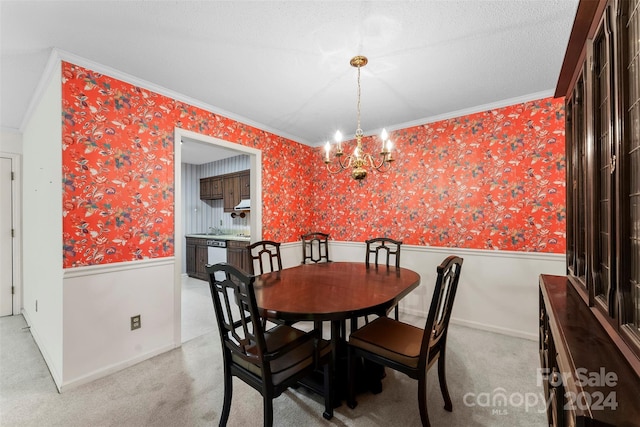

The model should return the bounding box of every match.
[195,245,208,280]
[210,177,223,199]
[186,243,196,276]
[227,240,249,273]
[199,178,211,200]
[239,171,250,199]
[223,175,240,212]
[590,3,616,314]
[199,177,223,200]
[186,237,209,281]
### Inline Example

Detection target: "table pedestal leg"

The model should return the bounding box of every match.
[330,320,343,407]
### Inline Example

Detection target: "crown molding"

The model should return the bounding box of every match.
[18,49,62,132]
[21,48,557,148]
[373,90,556,137]
[19,48,309,145]
[308,89,556,147]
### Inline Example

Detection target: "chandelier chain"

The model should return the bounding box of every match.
[356,64,362,136]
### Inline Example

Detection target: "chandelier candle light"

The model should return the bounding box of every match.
[324,55,394,181]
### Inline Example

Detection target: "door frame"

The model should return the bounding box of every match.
[173,127,262,345]
[0,152,22,316]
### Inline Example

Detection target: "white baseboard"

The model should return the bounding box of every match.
[24,304,178,393]
[401,306,537,342]
[58,343,178,393]
[21,309,62,391]
[449,317,537,341]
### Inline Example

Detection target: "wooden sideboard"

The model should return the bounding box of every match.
[539,275,640,426]
[546,1,640,423]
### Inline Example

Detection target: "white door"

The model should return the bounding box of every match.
[0,157,13,316]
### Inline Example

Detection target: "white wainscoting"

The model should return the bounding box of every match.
[55,241,562,390]
[60,258,176,391]
[279,241,565,341]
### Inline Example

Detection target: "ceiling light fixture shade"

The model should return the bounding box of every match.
[323,55,394,181]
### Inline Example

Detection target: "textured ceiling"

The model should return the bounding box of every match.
[1,1,578,148]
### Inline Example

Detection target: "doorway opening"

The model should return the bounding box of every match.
[1,156,15,317]
[174,128,262,344]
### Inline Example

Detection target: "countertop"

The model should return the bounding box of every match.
[185,234,251,242]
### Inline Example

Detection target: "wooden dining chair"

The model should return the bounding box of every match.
[347,255,464,427]
[247,240,295,328]
[365,237,402,269]
[365,237,403,320]
[301,232,330,264]
[206,262,334,427]
[248,240,282,275]
[300,232,331,335]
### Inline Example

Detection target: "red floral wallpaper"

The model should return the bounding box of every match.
[61,60,565,267]
[61,61,314,267]
[311,98,566,253]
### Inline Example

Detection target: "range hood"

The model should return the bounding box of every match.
[234,199,251,211]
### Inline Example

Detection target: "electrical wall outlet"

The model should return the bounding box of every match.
[131,315,141,330]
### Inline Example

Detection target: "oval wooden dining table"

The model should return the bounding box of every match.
[253,261,421,403]
[254,261,420,322]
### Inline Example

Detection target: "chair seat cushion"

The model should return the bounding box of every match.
[349,316,423,368]
[234,325,331,386]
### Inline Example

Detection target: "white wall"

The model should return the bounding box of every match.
[281,241,565,340]
[0,129,22,153]
[21,65,64,386]
[62,260,175,389]
[19,60,181,392]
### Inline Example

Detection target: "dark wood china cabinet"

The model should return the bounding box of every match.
[541,0,640,425]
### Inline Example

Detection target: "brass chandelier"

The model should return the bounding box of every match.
[323,55,394,181]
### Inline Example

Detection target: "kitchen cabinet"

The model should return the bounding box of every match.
[199,169,249,210]
[186,237,208,281]
[223,169,250,212]
[239,170,250,199]
[199,177,223,200]
[210,177,223,199]
[223,175,241,212]
[227,240,250,273]
[199,177,210,200]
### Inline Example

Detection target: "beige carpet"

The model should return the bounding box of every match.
[0,309,546,426]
